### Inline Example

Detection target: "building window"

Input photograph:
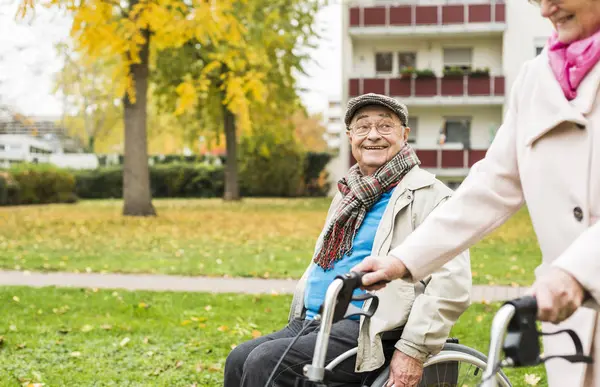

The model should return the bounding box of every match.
[535,46,544,56]
[398,52,416,73]
[328,116,340,123]
[375,52,393,74]
[443,48,472,71]
[328,101,341,109]
[406,117,417,144]
[0,144,4,151]
[442,117,471,148]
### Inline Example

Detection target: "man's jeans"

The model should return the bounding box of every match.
[224,318,395,387]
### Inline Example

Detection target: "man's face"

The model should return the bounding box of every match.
[346,105,410,176]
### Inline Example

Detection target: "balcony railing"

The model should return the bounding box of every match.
[349,75,504,98]
[349,148,488,173]
[416,148,487,169]
[349,2,505,27]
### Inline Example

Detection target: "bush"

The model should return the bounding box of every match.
[7,165,77,205]
[75,167,123,199]
[77,148,332,199]
[238,133,305,197]
[303,152,333,196]
[0,172,20,206]
[74,164,225,199]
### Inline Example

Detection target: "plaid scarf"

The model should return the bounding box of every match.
[313,143,420,270]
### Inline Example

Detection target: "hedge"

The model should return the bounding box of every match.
[0,165,77,206]
[0,150,333,204]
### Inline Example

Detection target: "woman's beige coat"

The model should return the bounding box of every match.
[391,50,600,386]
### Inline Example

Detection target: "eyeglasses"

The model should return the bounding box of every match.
[350,119,401,137]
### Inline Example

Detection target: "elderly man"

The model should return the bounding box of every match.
[224,93,472,387]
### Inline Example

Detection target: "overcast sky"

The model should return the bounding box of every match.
[0,1,342,118]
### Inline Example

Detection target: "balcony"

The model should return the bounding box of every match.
[348,1,505,38]
[349,147,487,177]
[416,147,486,176]
[348,75,504,105]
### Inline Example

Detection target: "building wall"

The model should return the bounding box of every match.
[352,36,504,77]
[408,105,502,148]
[502,0,554,114]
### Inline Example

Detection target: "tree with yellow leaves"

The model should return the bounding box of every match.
[152,0,324,200]
[18,0,261,214]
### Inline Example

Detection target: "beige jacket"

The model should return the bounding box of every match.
[288,166,472,372]
[391,50,600,387]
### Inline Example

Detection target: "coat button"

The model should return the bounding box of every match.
[573,207,584,222]
[576,123,585,129]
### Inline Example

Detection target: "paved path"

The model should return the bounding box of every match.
[0,270,528,303]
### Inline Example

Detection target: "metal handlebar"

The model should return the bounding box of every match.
[302,271,379,385]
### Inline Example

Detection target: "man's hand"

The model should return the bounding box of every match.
[528,267,585,323]
[386,350,423,387]
[351,255,408,291]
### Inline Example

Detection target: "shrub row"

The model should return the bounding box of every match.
[0,150,333,204]
[0,165,77,206]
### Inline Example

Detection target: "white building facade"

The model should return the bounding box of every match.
[324,99,345,150]
[338,0,554,187]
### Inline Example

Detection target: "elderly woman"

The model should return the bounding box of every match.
[354,0,600,386]
[223,94,471,387]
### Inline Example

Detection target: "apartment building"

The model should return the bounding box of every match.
[324,99,345,150]
[337,0,554,187]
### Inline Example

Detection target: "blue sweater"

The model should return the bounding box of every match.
[304,191,392,320]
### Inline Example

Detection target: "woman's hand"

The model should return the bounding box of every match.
[352,255,408,291]
[528,267,585,323]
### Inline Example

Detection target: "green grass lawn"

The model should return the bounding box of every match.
[0,198,541,285]
[0,286,546,386]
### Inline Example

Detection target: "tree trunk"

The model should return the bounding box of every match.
[223,105,240,201]
[122,28,156,216]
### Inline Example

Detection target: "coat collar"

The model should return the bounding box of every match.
[522,51,600,146]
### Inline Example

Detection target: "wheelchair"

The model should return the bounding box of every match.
[268,272,512,387]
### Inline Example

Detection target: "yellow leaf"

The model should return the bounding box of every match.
[70,351,82,357]
[524,373,542,386]
[217,325,228,332]
[251,330,262,338]
[119,337,131,347]
[181,320,192,326]
[12,296,20,303]
[81,324,94,332]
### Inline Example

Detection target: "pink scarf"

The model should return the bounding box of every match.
[548,29,600,100]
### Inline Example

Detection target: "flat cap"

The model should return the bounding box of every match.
[344,93,408,129]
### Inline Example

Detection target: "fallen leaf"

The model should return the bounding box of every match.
[204,305,212,311]
[12,296,20,303]
[217,325,229,332]
[119,337,130,347]
[230,344,237,349]
[16,343,26,349]
[175,360,184,368]
[251,330,262,338]
[70,351,82,357]
[195,362,204,372]
[100,324,112,330]
[476,315,484,323]
[524,373,541,386]
[138,302,150,309]
[81,325,93,333]
[9,325,17,332]
[143,337,150,344]
[181,320,192,326]
[208,363,222,372]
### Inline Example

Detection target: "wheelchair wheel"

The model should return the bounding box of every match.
[368,343,512,387]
